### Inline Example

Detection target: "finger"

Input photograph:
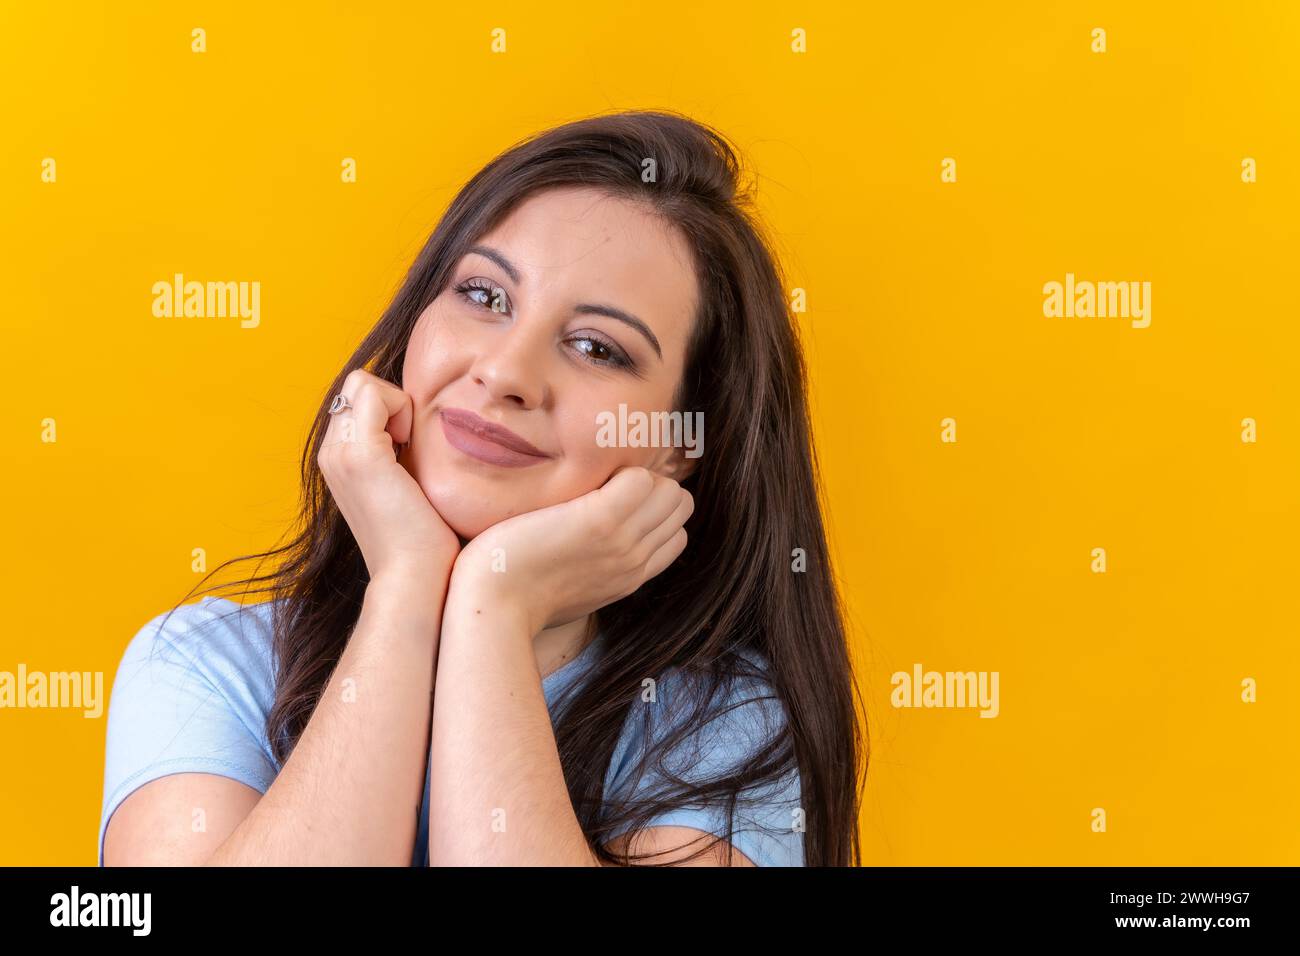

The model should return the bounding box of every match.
[322,368,371,447]
[642,527,687,581]
[325,369,413,448]
[348,369,414,446]
[641,487,693,556]
[592,466,657,526]
[629,475,688,540]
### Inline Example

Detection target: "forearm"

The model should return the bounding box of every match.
[426,586,599,866]
[207,566,447,865]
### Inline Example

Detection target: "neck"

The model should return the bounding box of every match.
[534,613,595,681]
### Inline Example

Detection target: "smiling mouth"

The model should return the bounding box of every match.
[438,410,552,468]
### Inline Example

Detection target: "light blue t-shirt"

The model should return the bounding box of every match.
[99,595,805,866]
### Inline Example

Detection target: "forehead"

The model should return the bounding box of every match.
[471,187,698,346]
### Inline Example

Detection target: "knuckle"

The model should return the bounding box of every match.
[619,466,653,495]
[342,368,368,393]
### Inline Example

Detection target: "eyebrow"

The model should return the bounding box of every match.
[465,244,663,360]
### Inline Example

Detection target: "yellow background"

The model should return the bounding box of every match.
[2,1,1296,865]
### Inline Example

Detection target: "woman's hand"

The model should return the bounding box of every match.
[449,466,693,636]
[317,368,461,585]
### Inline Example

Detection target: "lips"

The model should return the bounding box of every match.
[438,407,552,468]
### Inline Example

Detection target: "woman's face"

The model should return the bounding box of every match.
[399,186,700,540]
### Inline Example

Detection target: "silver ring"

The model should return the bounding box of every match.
[328,393,353,415]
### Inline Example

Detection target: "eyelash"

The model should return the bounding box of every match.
[451,278,635,371]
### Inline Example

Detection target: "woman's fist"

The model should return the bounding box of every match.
[317,368,460,584]
[449,466,693,635]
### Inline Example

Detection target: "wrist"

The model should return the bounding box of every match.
[448,542,509,604]
[367,560,452,608]
[444,571,535,642]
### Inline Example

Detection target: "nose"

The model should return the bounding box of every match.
[468,312,549,409]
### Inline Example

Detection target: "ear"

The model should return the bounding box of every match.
[645,444,699,483]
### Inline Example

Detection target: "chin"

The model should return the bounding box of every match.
[409,454,610,541]
[422,482,512,541]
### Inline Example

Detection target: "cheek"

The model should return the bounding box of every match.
[403,311,464,399]
[554,403,669,488]
[566,434,650,483]
[404,306,496,451]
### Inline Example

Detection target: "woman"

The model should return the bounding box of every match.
[99,109,866,866]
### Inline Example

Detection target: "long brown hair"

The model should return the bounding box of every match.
[164,109,867,866]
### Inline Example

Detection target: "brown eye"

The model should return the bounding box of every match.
[453,279,510,314]
[570,334,633,370]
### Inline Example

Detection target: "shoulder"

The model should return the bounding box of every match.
[603,644,806,866]
[116,595,277,694]
[106,595,280,769]
[100,596,281,865]
[653,645,791,763]
[611,642,799,804]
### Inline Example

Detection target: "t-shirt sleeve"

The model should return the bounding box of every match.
[97,598,279,866]
[603,663,805,867]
